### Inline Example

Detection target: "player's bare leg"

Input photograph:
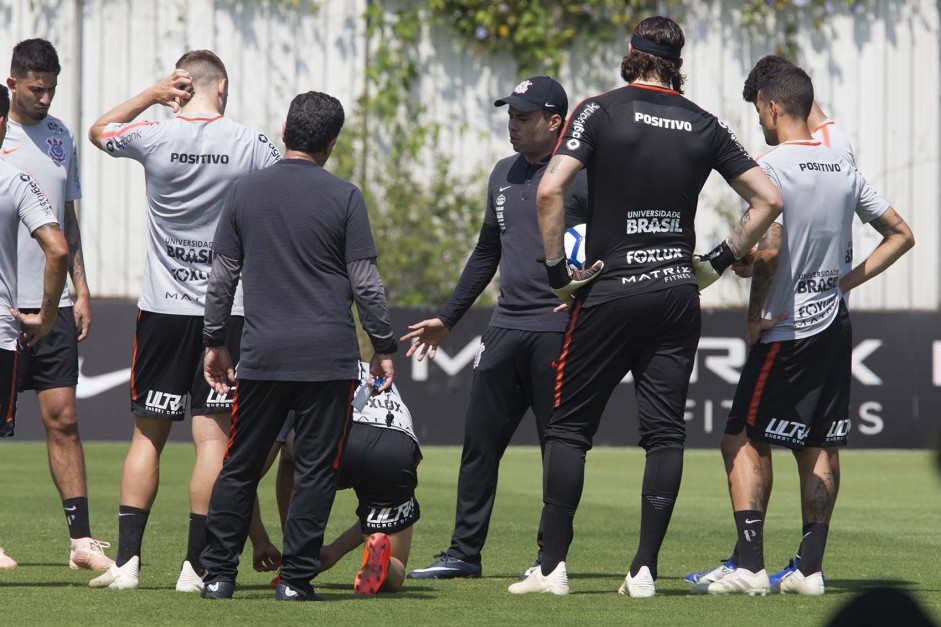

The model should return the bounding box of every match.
[383,525,413,592]
[782,446,834,594]
[190,413,230,515]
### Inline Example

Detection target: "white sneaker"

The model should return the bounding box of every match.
[507,561,569,595]
[519,565,540,580]
[0,547,17,569]
[618,565,655,597]
[70,537,115,571]
[776,570,825,595]
[175,560,205,592]
[694,567,770,596]
[89,555,140,590]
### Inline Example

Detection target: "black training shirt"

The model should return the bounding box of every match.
[555,83,758,305]
[436,154,588,333]
[212,159,380,381]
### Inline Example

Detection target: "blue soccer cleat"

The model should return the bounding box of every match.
[407,552,482,579]
[768,557,799,588]
[685,559,737,584]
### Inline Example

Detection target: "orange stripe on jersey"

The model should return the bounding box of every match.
[4,351,18,428]
[553,300,583,408]
[746,342,781,426]
[332,380,357,469]
[756,140,821,162]
[101,120,157,140]
[629,83,679,95]
[129,309,142,402]
[177,115,223,123]
[553,96,593,155]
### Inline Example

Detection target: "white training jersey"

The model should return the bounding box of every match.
[0,161,58,350]
[813,119,857,283]
[2,116,80,309]
[353,361,418,444]
[99,114,281,315]
[757,140,888,343]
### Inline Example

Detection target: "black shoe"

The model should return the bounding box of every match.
[276,580,324,601]
[201,579,236,600]
[406,552,482,579]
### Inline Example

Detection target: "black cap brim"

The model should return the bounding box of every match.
[493,94,543,112]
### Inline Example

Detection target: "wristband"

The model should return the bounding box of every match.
[702,241,736,275]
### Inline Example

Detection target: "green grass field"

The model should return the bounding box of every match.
[1,443,939,625]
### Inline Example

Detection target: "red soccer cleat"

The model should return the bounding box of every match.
[354,533,391,595]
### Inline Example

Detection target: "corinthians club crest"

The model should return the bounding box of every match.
[46,136,66,164]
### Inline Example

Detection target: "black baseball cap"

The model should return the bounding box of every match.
[494,76,568,120]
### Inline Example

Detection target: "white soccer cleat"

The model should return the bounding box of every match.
[618,565,656,597]
[693,567,770,596]
[775,570,825,595]
[89,555,140,590]
[507,561,569,595]
[70,537,115,571]
[176,560,205,593]
[0,547,17,569]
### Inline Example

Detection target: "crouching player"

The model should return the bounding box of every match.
[269,360,420,594]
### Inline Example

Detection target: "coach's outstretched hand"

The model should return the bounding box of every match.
[204,346,236,395]
[401,317,450,361]
[545,259,604,309]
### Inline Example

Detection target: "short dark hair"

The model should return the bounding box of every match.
[758,66,814,120]
[0,85,9,118]
[284,91,345,155]
[175,50,227,88]
[743,55,794,103]
[11,38,61,77]
[620,16,686,94]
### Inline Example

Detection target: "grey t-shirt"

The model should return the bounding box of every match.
[212,159,380,381]
[3,116,80,308]
[0,162,58,349]
[99,114,281,315]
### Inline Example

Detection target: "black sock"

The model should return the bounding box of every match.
[733,510,765,572]
[63,497,91,540]
[185,513,208,574]
[795,522,812,562]
[630,447,683,579]
[797,522,828,575]
[116,505,149,567]
[729,542,740,566]
[539,503,574,576]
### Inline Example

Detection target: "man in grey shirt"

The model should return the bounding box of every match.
[198,91,396,602]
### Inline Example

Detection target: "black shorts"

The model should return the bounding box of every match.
[337,422,422,535]
[16,307,78,391]
[130,310,243,420]
[0,349,18,437]
[725,302,852,450]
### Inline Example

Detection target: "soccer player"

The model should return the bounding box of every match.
[3,38,112,570]
[0,83,70,566]
[198,90,397,601]
[686,54,862,588]
[86,50,282,590]
[509,16,783,597]
[402,76,587,580]
[270,360,421,594]
[693,65,913,596]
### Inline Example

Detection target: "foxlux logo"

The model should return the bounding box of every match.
[633,112,692,131]
[170,153,230,164]
[764,418,808,442]
[625,247,684,264]
[566,102,601,150]
[145,390,185,413]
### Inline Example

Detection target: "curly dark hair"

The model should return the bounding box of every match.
[620,16,686,93]
[11,38,60,77]
[743,55,795,103]
[284,91,345,155]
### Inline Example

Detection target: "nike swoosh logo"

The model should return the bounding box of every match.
[64,506,77,511]
[499,186,512,192]
[283,588,298,597]
[744,519,763,524]
[118,512,134,517]
[2,148,17,155]
[76,357,131,399]
[414,566,462,573]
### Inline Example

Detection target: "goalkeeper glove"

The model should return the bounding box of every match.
[694,241,737,290]
[544,258,604,308]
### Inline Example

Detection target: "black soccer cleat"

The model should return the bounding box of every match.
[201,579,236,600]
[407,552,482,579]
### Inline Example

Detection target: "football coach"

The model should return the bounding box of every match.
[198,91,397,601]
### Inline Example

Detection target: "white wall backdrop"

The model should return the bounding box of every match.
[0,0,938,309]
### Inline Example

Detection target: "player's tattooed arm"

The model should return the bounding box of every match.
[745,224,784,348]
[64,201,92,340]
[839,206,915,294]
[727,166,784,258]
[537,154,583,261]
[14,223,68,346]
